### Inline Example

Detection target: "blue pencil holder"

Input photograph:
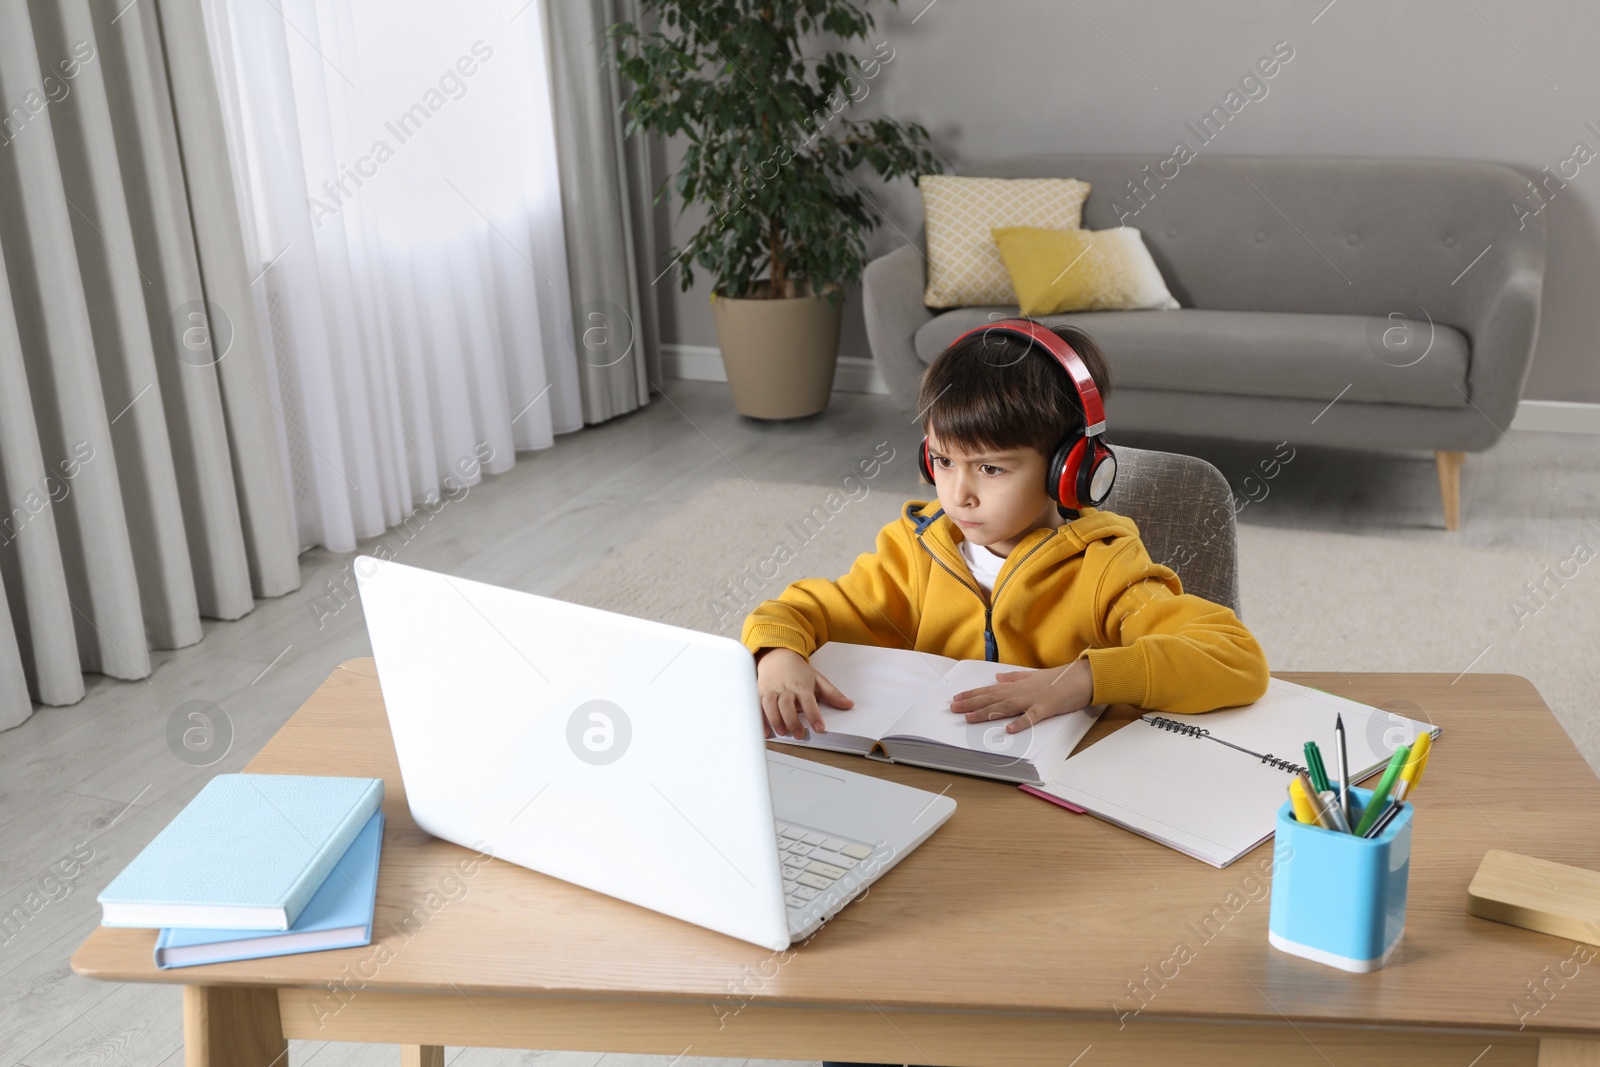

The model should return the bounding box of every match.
[1267,784,1413,973]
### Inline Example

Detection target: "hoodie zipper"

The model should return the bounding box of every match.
[915,521,1058,662]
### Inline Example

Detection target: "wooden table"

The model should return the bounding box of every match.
[73,661,1600,1066]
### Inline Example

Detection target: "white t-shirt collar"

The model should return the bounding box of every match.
[957,536,1007,595]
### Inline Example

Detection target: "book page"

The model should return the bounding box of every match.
[1035,720,1293,868]
[795,644,1103,777]
[797,642,961,743]
[883,658,1097,767]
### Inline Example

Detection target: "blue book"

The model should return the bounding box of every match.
[154,810,384,969]
[98,774,384,930]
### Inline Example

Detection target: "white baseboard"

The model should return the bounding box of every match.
[662,345,1600,433]
[661,344,890,395]
[1509,400,1600,434]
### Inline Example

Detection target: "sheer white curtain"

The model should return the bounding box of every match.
[199,0,583,553]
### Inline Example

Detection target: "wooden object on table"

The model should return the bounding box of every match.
[1469,848,1600,946]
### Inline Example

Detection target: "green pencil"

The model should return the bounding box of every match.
[1303,741,1330,793]
[1353,744,1411,837]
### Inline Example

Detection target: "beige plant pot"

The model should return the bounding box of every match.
[710,278,843,419]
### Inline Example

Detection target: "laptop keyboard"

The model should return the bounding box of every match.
[776,820,876,913]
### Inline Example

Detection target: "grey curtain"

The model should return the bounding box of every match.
[0,0,299,730]
[543,0,664,417]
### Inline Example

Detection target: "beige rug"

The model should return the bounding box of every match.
[556,478,1600,776]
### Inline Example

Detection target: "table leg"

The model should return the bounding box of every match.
[182,985,288,1067]
[400,1047,445,1067]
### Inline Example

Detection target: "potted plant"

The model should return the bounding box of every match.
[607,0,945,419]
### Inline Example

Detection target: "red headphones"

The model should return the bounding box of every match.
[918,318,1118,511]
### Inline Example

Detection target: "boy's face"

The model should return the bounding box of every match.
[924,429,1061,557]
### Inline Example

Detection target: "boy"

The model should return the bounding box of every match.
[742,320,1270,743]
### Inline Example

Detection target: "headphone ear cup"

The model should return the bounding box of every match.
[919,438,934,485]
[1086,439,1117,505]
[1047,437,1081,510]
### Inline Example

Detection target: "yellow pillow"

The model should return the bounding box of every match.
[990,225,1180,315]
[920,176,1091,308]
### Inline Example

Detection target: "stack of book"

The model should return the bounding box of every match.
[97,774,385,970]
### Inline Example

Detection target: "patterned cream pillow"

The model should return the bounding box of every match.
[919,175,1092,308]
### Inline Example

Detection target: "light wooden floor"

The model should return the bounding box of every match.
[2,378,1596,1067]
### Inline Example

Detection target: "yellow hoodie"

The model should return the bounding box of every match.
[740,499,1270,715]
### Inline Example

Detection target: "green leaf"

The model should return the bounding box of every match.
[610,0,947,296]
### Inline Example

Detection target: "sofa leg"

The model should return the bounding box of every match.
[1434,450,1465,531]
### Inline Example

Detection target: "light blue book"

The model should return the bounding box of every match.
[154,810,384,969]
[98,774,384,930]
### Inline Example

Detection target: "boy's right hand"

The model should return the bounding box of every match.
[755,647,854,741]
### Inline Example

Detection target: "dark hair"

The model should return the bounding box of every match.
[916,321,1114,461]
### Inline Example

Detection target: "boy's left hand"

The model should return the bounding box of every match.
[949,658,1096,733]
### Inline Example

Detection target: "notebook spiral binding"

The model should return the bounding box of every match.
[1142,715,1308,777]
[1259,753,1306,774]
[1145,715,1209,738]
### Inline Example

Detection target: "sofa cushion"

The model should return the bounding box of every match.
[919,176,1091,308]
[991,226,1179,314]
[913,307,1470,409]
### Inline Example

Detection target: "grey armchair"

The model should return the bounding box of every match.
[1098,445,1241,619]
[864,154,1547,531]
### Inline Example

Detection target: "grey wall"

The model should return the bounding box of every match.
[646,0,1599,404]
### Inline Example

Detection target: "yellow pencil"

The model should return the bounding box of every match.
[1395,732,1432,801]
[1288,775,1319,824]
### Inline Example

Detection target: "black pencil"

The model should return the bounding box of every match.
[1335,713,1350,829]
[1363,801,1403,839]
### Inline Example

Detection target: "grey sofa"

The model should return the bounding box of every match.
[863,154,1547,530]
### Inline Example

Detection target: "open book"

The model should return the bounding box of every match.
[1021,677,1442,868]
[769,641,1106,784]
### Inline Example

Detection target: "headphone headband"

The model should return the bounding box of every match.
[922,317,1118,511]
[948,319,1106,436]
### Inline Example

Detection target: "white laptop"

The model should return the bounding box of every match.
[353,555,957,950]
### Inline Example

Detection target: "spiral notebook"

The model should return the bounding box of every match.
[1020,677,1441,868]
